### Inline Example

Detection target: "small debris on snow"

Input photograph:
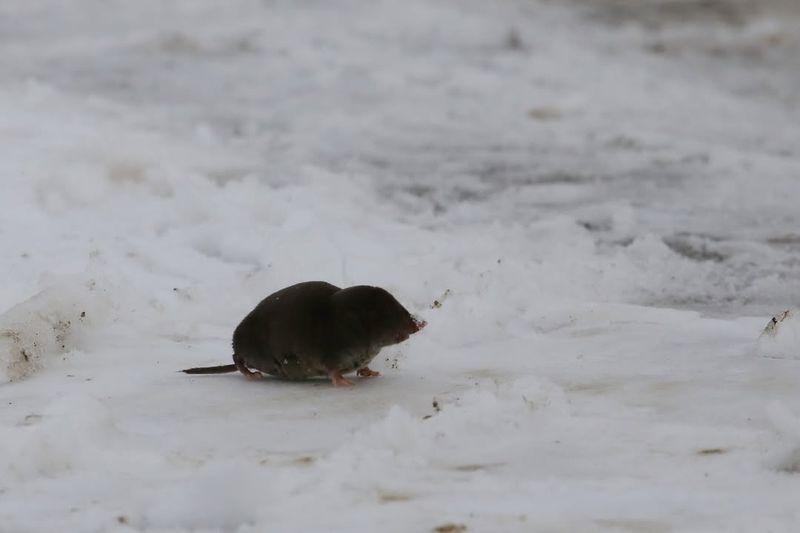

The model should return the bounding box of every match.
[697,448,728,456]
[378,491,414,503]
[528,106,562,121]
[431,289,452,309]
[433,524,467,533]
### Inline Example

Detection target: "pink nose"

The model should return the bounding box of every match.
[411,316,427,332]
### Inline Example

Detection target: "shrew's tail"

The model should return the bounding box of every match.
[181,364,237,374]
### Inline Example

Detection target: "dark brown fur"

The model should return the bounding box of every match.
[181,281,425,385]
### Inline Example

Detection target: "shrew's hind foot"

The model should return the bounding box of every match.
[357,367,381,378]
[234,356,262,380]
[328,369,353,387]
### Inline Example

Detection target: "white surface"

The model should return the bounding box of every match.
[1,1,800,531]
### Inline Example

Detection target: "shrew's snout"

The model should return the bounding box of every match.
[410,315,426,333]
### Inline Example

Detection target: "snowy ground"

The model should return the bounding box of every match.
[1,0,800,531]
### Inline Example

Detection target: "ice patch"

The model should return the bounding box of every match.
[0,393,116,482]
[765,402,800,473]
[142,460,272,530]
[319,376,568,493]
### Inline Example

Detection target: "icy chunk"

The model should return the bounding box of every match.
[758,309,800,359]
[0,278,112,381]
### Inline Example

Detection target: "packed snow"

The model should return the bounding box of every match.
[1,0,800,531]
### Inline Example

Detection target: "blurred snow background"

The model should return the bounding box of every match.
[1,0,800,531]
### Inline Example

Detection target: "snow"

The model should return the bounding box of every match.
[1,0,800,531]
